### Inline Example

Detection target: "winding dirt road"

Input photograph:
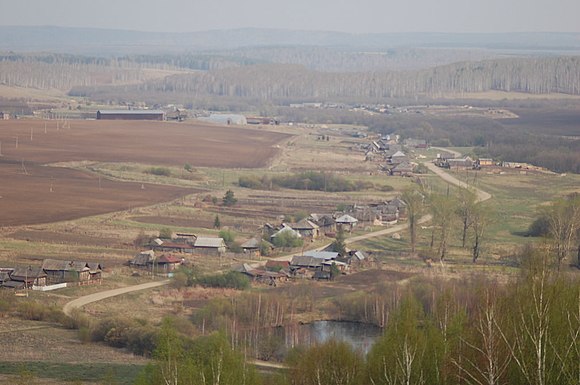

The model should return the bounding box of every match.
[63,280,170,316]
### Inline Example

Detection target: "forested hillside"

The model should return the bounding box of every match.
[68,56,580,104]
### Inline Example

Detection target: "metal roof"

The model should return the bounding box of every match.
[336,214,358,223]
[303,251,339,260]
[194,237,226,248]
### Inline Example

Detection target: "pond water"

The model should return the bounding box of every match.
[280,320,383,354]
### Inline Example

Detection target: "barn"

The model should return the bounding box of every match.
[96,110,165,121]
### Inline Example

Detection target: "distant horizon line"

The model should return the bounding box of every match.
[2,25,579,36]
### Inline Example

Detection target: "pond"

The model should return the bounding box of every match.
[280,320,383,354]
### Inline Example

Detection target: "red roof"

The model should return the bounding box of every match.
[157,255,182,264]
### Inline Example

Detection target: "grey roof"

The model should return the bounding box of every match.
[392,151,407,157]
[194,237,226,248]
[290,219,319,230]
[241,237,269,249]
[303,251,340,260]
[271,225,301,238]
[10,266,46,280]
[336,214,358,224]
[42,259,91,272]
[291,255,323,268]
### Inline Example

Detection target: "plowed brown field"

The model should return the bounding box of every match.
[0,161,194,226]
[0,119,290,226]
[0,119,290,167]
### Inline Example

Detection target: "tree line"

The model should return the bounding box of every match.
[137,252,580,385]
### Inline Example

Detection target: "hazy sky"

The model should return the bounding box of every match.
[1,0,579,34]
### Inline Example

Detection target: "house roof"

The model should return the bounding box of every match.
[157,255,182,264]
[42,259,91,272]
[393,162,414,172]
[290,219,320,230]
[303,251,340,260]
[336,214,358,224]
[271,225,301,238]
[392,150,407,157]
[241,237,262,249]
[350,250,367,261]
[194,237,226,248]
[291,255,323,268]
[309,214,335,228]
[131,253,153,266]
[265,260,290,269]
[10,266,47,280]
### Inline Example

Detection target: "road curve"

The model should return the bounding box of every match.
[63,280,170,316]
[424,162,491,203]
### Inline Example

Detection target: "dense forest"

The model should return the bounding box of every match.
[111,56,580,100]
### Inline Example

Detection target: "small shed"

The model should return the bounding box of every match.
[155,255,182,274]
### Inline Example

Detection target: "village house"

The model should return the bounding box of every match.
[8,266,47,288]
[155,255,182,274]
[389,150,409,165]
[193,237,227,256]
[335,214,358,232]
[287,219,321,239]
[41,259,103,285]
[240,237,273,256]
[130,250,155,269]
[151,238,195,253]
[446,156,474,170]
[309,214,336,235]
[270,224,302,243]
[476,158,494,167]
[390,161,415,176]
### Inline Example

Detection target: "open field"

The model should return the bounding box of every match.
[0,119,290,168]
[0,119,290,227]
[0,161,194,227]
[500,107,580,137]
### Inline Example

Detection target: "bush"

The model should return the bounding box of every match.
[272,231,304,248]
[195,271,250,290]
[146,167,171,177]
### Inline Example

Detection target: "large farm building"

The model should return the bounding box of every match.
[96,110,165,121]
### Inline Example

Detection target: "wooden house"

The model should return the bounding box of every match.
[335,214,358,232]
[309,214,337,235]
[41,259,93,284]
[240,237,273,256]
[130,250,155,269]
[155,255,182,274]
[288,219,320,239]
[9,266,47,287]
[193,237,227,256]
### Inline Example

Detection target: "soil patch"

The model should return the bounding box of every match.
[0,119,290,168]
[0,162,193,226]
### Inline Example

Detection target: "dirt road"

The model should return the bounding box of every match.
[63,280,170,316]
[424,162,491,203]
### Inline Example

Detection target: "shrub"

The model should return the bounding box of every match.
[146,167,171,177]
[272,231,303,248]
[195,271,250,290]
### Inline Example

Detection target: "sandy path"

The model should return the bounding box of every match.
[63,280,170,316]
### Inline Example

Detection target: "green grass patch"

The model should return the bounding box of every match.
[0,361,146,385]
